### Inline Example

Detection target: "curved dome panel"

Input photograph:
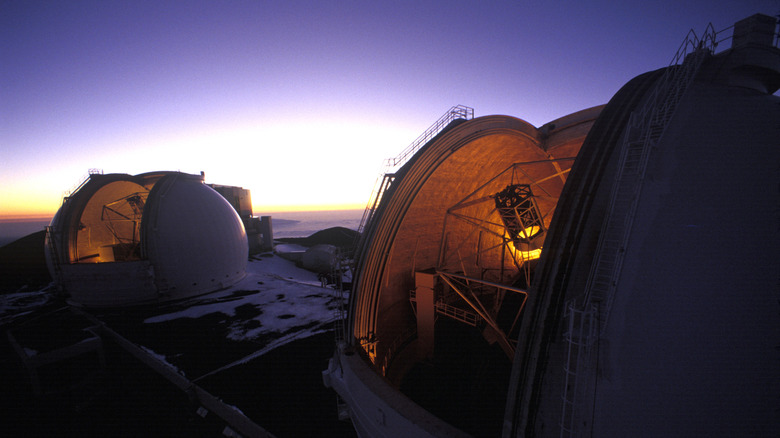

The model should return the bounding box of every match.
[508,20,780,436]
[524,76,780,438]
[352,113,598,355]
[143,173,247,300]
[338,110,600,436]
[326,14,780,438]
[357,118,544,347]
[75,179,149,263]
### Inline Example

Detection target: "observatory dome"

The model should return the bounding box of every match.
[324,13,780,438]
[324,106,604,437]
[45,171,247,307]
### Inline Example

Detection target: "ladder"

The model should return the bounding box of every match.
[559,302,597,437]
[356,105,474,236]
[330,247,350,342]
[559,23,717,438]
[584,25,716,330]
[44,226,65,295]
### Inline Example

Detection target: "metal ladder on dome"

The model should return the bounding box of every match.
[559,24,718,438]
[44,226,65,295]
[584,24,717,330]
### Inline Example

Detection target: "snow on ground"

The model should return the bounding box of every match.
[96,252,353,380]
[0,289,54,325]
[1,253,349,380]
[143,254,345,342]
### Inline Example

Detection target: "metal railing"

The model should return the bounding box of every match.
[560,21,720,438]
[330,248,350,342]
[356,106,474,236]
[435,300,480,326]
[357,173,394,235]
[379,326,418,376]
[409,288,481,326]
[387,105,474,168]
[44,226,65,294]
[712,18,780,49]
[63,168,103,200]
[559,302,598,438]
[584,23,716,327]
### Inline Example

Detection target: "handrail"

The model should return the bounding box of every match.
[356,172,394,235]
[45,225,65,290]
[409,287,481,326]
[584,22,714,324]
[63,168,103,200]
[560,20,720,438]
[379,326,417,375]
[435,300,480,326]
[331,247,350,342]
[387,105,474,168]
[710,18,780,50]
[559,302,597,438]
[631,23,716,133]
[356,105,474,237]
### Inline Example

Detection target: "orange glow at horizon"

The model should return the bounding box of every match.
[0,202,366,220]
[1,192,61,220]
[0,117,413,222]
[252,202,365,214]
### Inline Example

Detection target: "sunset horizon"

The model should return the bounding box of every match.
[3,1,773,221]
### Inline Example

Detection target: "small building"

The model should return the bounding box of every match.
[207,183,253,220]
[208,183,273,253]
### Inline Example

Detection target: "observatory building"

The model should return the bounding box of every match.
[323,14,780,437]
[45,171,248,307]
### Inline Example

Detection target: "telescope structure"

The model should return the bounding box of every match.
[324,14,780,437]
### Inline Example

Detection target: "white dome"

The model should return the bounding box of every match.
[143,173,247,300]
[46,171,247,307]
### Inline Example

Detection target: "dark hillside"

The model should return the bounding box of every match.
[277,226,359,251]
[0,230,51,294]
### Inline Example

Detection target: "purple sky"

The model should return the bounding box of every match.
[2,0,777,216]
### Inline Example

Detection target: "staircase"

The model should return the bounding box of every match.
[44,226,64,293]
[356,105,474,236]
[584,24,716,329]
